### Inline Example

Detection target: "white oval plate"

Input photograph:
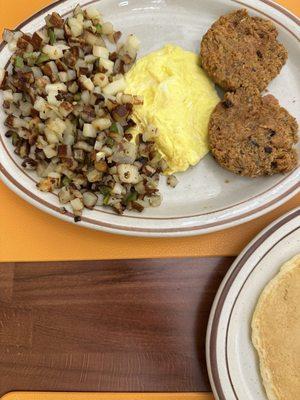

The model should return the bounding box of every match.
[206,207,300,400]
[0,0,299,237]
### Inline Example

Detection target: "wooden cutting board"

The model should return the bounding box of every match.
[1,393,214,400]
[0,257,233,395]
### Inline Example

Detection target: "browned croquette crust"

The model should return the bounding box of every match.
[209,88,298,177]
[200,9,288,92]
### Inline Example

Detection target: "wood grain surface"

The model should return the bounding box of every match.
[0,257,233,395]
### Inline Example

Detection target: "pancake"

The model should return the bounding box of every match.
[251,254,300,400]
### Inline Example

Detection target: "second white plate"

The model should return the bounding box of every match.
[206,207,300,400]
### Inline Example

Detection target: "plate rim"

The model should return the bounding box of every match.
[0,0,299,237]
[206,206,300,400]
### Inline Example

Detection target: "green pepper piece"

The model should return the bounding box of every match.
[94,58,100,70]
[15,56,24,68]
[48,29,56,45]
[103,193,110,205]
[36,53,50,65]
[73,93,81,101]
[23,52,38,66]
[95,23,102,33]
[62,176,71,186]
[23,52,35,58]
[110,122,118,133]
[106,137,114,147]
[99,185,111,196]
[11,132,19,146]
[125,191,138,204]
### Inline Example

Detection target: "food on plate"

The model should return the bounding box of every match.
[200,9,288,92]
[0,5,171,219]
[252,254,300,400]
[203,9,298,178]
[0,4,298,223]
[208,88,298,177]
[125,44,220,173]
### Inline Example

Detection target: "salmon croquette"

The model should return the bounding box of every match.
[208,89,298,177]
[200,9,288,92]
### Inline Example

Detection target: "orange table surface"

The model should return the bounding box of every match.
[0,0,299,263]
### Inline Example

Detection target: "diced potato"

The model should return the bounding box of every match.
[112,182,124,195]
[84,31,105,46]
[82,191,98,209]
[167,175,178,188]
[74,141,93,152]
[37,177,56,192]
[13,92,23,102]
[68,81,78,94]
[117,164,140,184]
[45,82,67,93]
[86,169,102,182]
[67,69,76,80]
[102,77,126,95]
[3,90,13,101]
[58,71,68,82]
[142,124,158,142]
[125,34,141,50]
[0,68,6,86]
[81,90,90,105]
[99,58,114,75]
[102,146,113,156]
[92,118,111,131]
[58,186,72,204]
[48,172,61,182]
[47,92,60,107]
[85,54,97,64]
[20,101,32,116]
[44,128,59,144]
[43,144,58,158]
[79,75,94,92]
[101,22,113,35]
[149,194,162,207]
[42,44,63,60]
[63,124,75,145]
[33,96,47,111]
[95,151,105,162]
[93,45,109,59]
[86,6,101,20]
[76,13,84,23]
[31,66,43,78]
[1,5,163,218]
[94,160,107,172]
[94,134,105,150]
[93,72,108,88]
[59,101,73,117]
[47,117,66,135]
[83,20,93,29]
[83,123,97,138]
[70,197,84,211]
[68,17,83,37]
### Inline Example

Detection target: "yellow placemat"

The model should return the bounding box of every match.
[1,394,213,400]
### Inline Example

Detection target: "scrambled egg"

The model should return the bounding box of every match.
[125,44,220,174]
